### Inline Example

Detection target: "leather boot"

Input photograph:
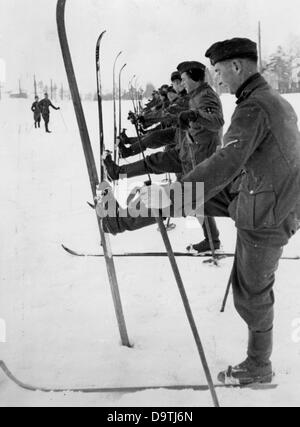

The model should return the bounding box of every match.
[248,328,273,366]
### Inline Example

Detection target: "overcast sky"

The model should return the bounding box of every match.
[1,0,300,95]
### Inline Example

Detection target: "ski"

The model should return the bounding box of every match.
[0,361,278,394]
[56,0,130,347]
[113,51,122,163]
[61,245,300,261]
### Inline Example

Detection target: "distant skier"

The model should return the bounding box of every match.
[31,96,41,129]
[38,93,60,133]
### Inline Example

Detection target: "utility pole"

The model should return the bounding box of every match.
[34,75,37,97]
[258,21,263,73]
[50,79,53,98]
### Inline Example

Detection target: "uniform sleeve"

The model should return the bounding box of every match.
[191,89,224,132]
[31,103,35,112]
[183,101,269,203]
[143,108,163,127]
[49,102,59,110]
[145,146,183,174]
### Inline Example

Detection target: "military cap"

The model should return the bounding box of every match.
[205,38,258,66]
[158,84,169,95]
[167,86,177,94]
[171,71,182,82]
[177,61,206,75]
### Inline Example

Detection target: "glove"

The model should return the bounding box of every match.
[178,110,197,130]
[128,111,137,124]
[139,184,171,210]
[161,113,174,127]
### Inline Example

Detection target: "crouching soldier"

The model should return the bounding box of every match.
[97,39,300,386]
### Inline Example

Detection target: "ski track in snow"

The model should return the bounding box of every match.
[0,96,300,407]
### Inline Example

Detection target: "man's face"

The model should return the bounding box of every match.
[167,92,178,103]
[181,72,197,94]
[214,61,240,94]
[172,79,185,94]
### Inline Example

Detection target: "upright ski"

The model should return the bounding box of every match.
[96,30,106,179]
[56,0,130,347]
[113,51,122,163]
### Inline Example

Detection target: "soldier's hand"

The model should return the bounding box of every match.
[179,110,197,130]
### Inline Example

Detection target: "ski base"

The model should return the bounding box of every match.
[61,245,300,261]
[61,245,234,259]
[0,361,277,394]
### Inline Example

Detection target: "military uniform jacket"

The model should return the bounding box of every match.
[38,99,58,116]
[31,101,41,119]
[184,74,300,231]
[179,83,224,174]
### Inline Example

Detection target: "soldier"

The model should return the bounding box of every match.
[118,73,190,159]
[31,96,41,129]
[38,93,60,133]
[98,38,300,386]
[105,61,223,254]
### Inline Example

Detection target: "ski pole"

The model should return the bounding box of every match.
[220,272,232,313]
[157,217,220,408]
[59,109,68,131]
[132,114,220,408]
[118,63,127,165]
[129,75,138,116]
[166,173,176,231]
[186,132,219,266]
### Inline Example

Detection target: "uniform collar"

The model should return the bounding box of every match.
[235,73,267,104]
[189,82,209,98]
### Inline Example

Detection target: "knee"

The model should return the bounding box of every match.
[103,214,157,235]
[233,289,275,331]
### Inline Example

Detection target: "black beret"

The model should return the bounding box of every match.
[167,86,177,94]
[171,71,182,82]
[158,84,169,95]
[205,38,258,66]
[177,61,206,75]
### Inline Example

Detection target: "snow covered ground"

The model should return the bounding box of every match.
[0,95,300,407]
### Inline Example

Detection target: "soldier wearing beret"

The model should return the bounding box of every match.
[118,74,189,159]
[99,38,300,386]
[104,61,224,254]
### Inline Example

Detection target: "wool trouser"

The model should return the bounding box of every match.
[103,187,297,365]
